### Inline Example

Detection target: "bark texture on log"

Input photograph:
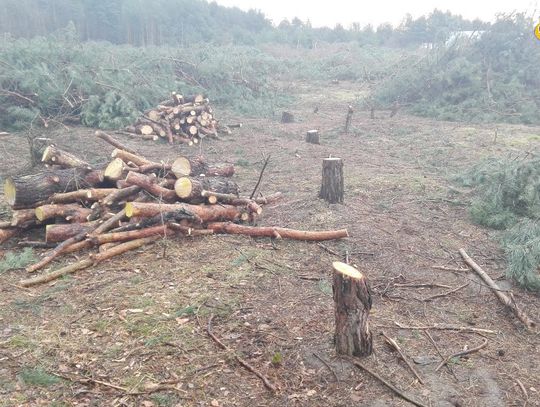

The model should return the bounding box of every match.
[35,204,92,223]
[4,168,103,208]
[171,156,208,177]
[49,188,116,204]
[45,222,96,243]
[306,130,320,144]
[42,145,92,169]
[174,177,239,202]
[124,171,177,202]
[319,158,344,204]
[125,202,243,224]
[0,228,18,244]
[333,261,373,357]
[95,130,137,154]
[111,148,153,167]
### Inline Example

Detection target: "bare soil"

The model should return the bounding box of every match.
[0,81,539,407]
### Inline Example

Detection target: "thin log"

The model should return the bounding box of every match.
[174,177,239,203]
[207,315,276,392]
[459,248,536,330]
[20,236,159,287]
[49,188,116,204]
[124,171,177,202]
[111,148,153,167]
[101,186,141,207]
[41,145,92,169]
[207,222,349,241]
[11,209,37,227]
[45,222,96,243]
[91,224,171,245]
[394,321,496,335]
[125,202,243,224]
[35,204,92,223]
[95,130,137,154]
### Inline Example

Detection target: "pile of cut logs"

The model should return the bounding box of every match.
[122,93,222,145]
[0,133,348,287]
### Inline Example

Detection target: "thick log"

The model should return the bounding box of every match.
[124,171,177,202]
[4,168,104,208]
[125,202,244,224]
[319,158,344,204]
[35,204,92,223]
[95,131,137,154]
[306,130,320,144]
[49,188,116,204]
[45,222,97,243]
[171,156,208,177]
[11,209,37,227]
[41,145,92,169]
[136,124,154,136]
[111,148,153,167]
[207,222,349,241]
[104,158,130,181]
[0,228,18,244]
[200,191,262,213]
[332,261,373,356]
[20,236,159,287]
[174,177,239,202]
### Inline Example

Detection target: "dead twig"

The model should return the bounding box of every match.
[424,330,458,380]
[250,154,270,199]
[459,248,536,330]
[394,321,496,335]
[381,331,424,384]
[422,282,469,302]
[435,338,489,371]
[206,314,277,392]
[432,265,470,272]
[348,358,428,407]
[313,352,339,383]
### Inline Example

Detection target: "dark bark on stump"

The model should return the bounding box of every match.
[333,261,373,357]
[319,158,344,204]
[281,111,294,123]
[344,105,354,133]
[306,130,320,144]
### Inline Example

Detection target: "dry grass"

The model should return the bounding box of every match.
[0,81,539,406]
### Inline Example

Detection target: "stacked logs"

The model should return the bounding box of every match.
[122,93,221,145]
[0,135,349,287]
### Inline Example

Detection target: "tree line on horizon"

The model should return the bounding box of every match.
[0,0,489,47]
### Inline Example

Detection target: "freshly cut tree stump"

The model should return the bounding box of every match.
[281,111,295,123]
[332,261,373,357]
[306,130,320,144]
[319,158,344,204]
[4,168,103,208]
[344,105,354,133]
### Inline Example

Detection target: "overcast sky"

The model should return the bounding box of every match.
[214,0,539,27]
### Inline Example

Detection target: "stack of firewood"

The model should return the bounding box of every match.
[121,93,223,145]
[0,134,348,287]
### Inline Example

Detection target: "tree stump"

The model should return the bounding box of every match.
[319,158,344,204]
[306,130,320,144]
[344,105,354,133]
[332,261,373,357]
[281,111,294,123]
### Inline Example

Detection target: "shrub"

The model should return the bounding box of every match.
[0,248,36,273]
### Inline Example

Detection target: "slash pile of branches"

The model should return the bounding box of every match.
[1,133,348,287]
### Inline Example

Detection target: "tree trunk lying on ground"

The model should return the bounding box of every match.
[41,145,92,170]
[174,177,239,202]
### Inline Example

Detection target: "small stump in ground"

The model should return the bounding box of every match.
[319,158,344,204]
[306,130,320,144]
[281,111,294,123]
[332,261,373,357]
[344,105,354,133]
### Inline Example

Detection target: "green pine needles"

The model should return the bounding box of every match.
[456,156,540,292]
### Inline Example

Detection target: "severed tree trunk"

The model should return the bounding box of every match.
[104,158,131,181]
[111,148,153,167]
[281,111,294,123]
[0,228,19,244]
[319,158,344,204]
[11,209,38,227]
[4,168,104,208]
[45,222,97,243]
[35,204,92,223]
[344,105,354,133]
[125,202,244,224]
[42,145,92,169]
[332,261,373,357]
[306,130,320,144]
[174,177,239,203]
[49,188,116,204]
[101,185,141,207]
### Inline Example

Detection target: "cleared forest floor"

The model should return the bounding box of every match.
[0,81,539,407]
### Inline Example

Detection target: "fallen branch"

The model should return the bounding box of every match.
[394,321,496,335]
[435,338,489,372]
[20,235,159,287]
[95,130,137,154]
[422,283,469,302]
[459,248,536,330]
[381,331,424,384]
[250,154,270,199]
[206,314,276,392]
[348,358,428,407]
